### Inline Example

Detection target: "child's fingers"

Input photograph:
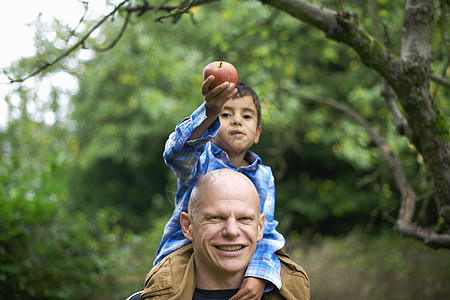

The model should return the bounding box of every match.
[228,289,257,300]
[204,82,234,102]
[215,82,236,98]
[201,75,215,95]
[202,81,227,101]
[211,81,231,94]
[229,277,265,300]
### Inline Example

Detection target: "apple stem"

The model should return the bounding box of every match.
[219,62,223,68]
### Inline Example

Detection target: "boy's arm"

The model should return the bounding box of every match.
[245,172,285,291]
[163,77,235,178]
[188,76,237,141]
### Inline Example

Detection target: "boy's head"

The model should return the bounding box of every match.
[213,81,262,159]
[233,82,262,127]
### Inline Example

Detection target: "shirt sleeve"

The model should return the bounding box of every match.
[245,172,285,291]
[163,103,220,181]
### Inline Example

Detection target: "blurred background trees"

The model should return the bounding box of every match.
[1,0,449,299]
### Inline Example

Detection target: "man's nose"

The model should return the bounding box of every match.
[222,218,241,237]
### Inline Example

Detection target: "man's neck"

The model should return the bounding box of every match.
[195,268,245,290]
[193,287,240,300]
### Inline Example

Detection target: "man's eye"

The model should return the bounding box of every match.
[239,217,252,222]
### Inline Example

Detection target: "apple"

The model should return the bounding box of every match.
[203,61,238,89]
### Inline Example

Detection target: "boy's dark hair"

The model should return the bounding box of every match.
[233,81,262,127]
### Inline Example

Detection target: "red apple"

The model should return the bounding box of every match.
[203,61,238,89]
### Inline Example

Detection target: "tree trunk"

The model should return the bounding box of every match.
[261,0,450,227]
[396,0,450,226]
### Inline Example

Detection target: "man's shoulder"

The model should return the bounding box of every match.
[276,249,309,280]
[263,250,310,300]
[141,245,195,299]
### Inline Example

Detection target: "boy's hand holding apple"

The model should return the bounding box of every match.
[202,61,238,117]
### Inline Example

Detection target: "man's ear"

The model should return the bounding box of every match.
[257,213,265,241]
[180,212,194,241]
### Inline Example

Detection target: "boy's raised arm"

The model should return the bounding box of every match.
[188,75,237,141]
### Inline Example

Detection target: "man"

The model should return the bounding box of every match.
[139,169,310,299]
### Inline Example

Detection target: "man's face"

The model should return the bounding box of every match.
[213,95,262,156]
[184,182,264,279]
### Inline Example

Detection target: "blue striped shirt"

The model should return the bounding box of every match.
[154,103,285,290]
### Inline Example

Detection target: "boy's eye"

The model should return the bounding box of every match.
[243,115,252,119]
[221,113,231,118]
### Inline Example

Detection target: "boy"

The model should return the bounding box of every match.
[155,75,285,298]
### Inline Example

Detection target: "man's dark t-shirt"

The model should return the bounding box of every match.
[192,288,240,299]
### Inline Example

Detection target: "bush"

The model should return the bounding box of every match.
[0,136,166,299]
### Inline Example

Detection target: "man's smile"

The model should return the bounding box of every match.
[215,245,245,251]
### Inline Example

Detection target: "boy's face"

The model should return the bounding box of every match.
[214,95,262,156]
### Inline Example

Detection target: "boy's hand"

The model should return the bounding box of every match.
[202,75,237,117]
[187,76,237,141]
[229,277,266,300]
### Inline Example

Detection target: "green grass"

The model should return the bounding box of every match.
[285,229,450,300]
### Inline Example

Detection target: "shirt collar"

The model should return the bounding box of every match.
[211,144,261,170]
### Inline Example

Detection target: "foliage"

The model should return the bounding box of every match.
[0,0,449,298]
[0,120,163,298]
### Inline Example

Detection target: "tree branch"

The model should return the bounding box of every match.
[66,1,89,42]
[154,0,197,23]
[430,72,450,87]
[125,0,219,17]
[6,0,222,83]
[282,88,450,248]
[380,80,408,135]
[432,57,449,99]
[260,0,338,32]
[7,0,130,83]
[261,0,399,86]
[92,10,131,52]
[394,220,450,248]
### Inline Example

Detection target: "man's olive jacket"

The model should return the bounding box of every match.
[141,244,310,300]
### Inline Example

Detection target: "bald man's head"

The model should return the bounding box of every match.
[180,169,265,288]
[188,169,260,218]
